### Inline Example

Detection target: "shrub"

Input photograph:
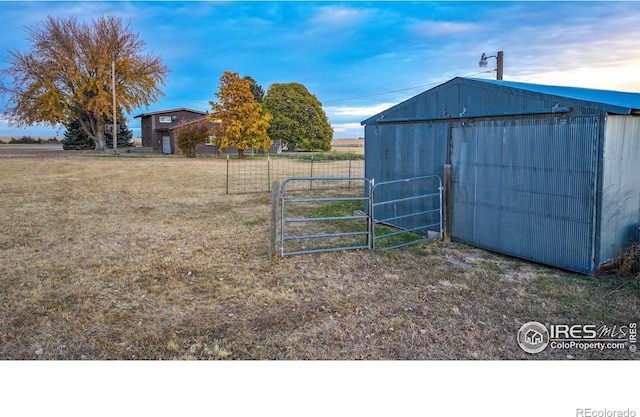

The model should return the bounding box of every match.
[9,136,41,144]
[176,121,209,158]
[616,241,640,279]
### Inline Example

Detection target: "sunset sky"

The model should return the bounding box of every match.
[2,1,640,138]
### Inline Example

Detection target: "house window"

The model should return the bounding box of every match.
[159,116,172,123]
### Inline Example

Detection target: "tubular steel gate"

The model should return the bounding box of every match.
[280,177,371,256]
[278,175,443,256]
[370,175,443,250]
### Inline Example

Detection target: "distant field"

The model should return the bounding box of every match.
[3,137,354,151]
[331,138,364,154]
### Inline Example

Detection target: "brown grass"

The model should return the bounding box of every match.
[331,138,364,154]
[0,148,638,359]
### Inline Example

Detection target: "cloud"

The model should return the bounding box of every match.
[409,20,481,37]
[308,5,374,28]
[326,103,399,118]
[331,122,364,138]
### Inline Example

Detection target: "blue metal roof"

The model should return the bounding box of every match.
[471,78,640,115]
[362,77,640,125]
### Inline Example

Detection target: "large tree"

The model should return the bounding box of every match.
[62,110,133,150]
[208,71,272,159]
[0,15,169,151]
[263,82,333,152]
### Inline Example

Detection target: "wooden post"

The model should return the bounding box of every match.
[226,155,230,195]
[112,61,118,155]
[496,51,504,81]
[269,180,279,260]
[443,164,451,243]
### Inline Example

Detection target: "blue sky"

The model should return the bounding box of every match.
[2,1,640,138]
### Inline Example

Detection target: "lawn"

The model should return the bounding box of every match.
[0,147,638,359]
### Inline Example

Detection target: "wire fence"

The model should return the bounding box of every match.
[226,154,365,194]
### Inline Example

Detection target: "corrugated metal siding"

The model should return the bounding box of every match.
[451,116,599,273]
[598,115,640,266]
[367,122,448,231]
[362,78,640,274]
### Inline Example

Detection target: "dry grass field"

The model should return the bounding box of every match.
[331,138,364,154]
[0,145,638,360]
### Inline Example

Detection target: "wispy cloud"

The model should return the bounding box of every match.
[307,5,375,29]
[2,1,640,139]
[409,20,482,38]
[331,122,364,137]
[327,103,400,118]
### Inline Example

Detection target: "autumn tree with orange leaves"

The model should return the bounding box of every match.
[0,15,169,151]
[208,71,272,159]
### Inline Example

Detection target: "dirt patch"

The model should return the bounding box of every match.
[0,143,67,158]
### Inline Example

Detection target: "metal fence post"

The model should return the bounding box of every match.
[443,164,451,243]
[309,156,314,190]
[269,180,279,260]
[368,178,375,250]
[267,156,271,192]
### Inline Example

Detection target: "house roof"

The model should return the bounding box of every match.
[133,107,207,118]
[361,77,640,125]
[167,116,219,131]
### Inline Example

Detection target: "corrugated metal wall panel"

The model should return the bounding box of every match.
[451,116,598,273]
[598,115,640,266]
[369,122,448,230]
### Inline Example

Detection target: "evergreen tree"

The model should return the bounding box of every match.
[61,118,93,150]
[104,110,134,148]
[243,76,265,103]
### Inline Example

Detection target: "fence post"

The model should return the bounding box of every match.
[309,156,314,190]
[348,156,352,188]
[368,178,375,250]
[267,155,271,192]
[269,180,279,260]
[443,164,451,243]
[226,154,230,195]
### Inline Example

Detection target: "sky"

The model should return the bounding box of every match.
[1,1,640,139]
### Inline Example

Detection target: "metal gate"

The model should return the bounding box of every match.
[370,175,443,250]
[280,177,371,256]
[278,175,442,256]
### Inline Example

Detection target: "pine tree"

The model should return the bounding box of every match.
[104,110,134,148]
[61,118,94,150]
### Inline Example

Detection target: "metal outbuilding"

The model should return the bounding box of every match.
[361,77,640,274]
